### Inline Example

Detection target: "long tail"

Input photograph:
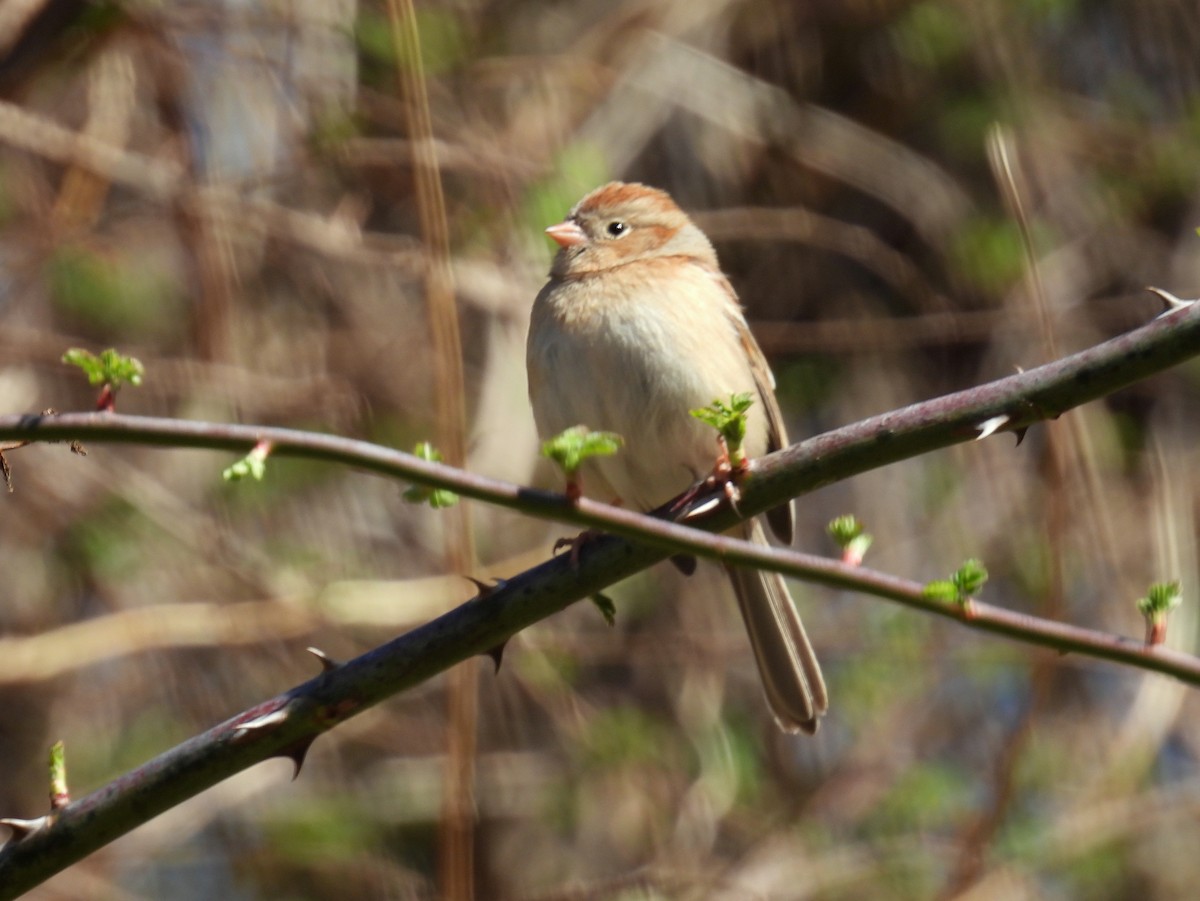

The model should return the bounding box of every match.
[728,520,828,734]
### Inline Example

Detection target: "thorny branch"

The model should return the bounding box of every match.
[0,301,1197,895]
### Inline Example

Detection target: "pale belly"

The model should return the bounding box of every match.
[528,287,768,511]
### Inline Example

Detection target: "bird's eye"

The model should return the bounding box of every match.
[606,220,628,237]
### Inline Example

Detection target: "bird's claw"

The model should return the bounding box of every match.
[553,529,599,566]
[672,435,746,522]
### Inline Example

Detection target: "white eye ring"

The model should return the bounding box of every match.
[606,221,628,237]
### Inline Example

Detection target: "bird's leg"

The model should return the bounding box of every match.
[670,435,745,522]
[553,497,623,566]
[552,531,596,565]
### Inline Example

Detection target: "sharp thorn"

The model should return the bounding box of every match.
[276,737,316,780]
[976,415,1010,441]
[232,706,290,740]
[306,647,340,672]
[0,816,49,844]
[464,576,506,599]
[485,639,508,673]
[670,554,697,576]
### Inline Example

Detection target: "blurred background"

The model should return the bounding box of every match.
[1,0,1199,898]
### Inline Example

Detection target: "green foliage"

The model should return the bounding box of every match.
[1054,838,1135,901]
[309,109,362,158]
[0,164,15,229]
[262,797,381,862]
[515,647,581,691]
[589,591,617,626]
[832,607,932,728]
[222,447,270,483]
[827,514,873,563]
[690,393,754,466]
[402,442,459,508]
[65,498,142,581]
[48,740,67,805]
[937,93,1005,161]
[354,10,393,64]
[578,707,670,769]
[876,762,972,830]
[49,245,181,339]
[62,347,144,389]
[540,426,623,480]
[355,8,467,75]
[221,456,265,482]
[774,356,840,411]
[1145,133,1200,202]
[923,582,964,604]
[924,558,988,605]
[1016,0,1079,21]
[952,558,989,597]
[99,708,191,781]
[948,216,1028,294]
[521,144,611,250]
[892,2,969,70]
[1137,581,1181,619]
[849,761,974,897]
[71,0,125,38]
[720,715,765,806]
[827,515,863,545]
[1138,581,1182,642]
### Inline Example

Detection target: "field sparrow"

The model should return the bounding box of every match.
[526,182,827,733]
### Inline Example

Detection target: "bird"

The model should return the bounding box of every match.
[526,181,827,733]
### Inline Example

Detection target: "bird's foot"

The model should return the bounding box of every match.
[671,436,746,523]
[553,529,598,567]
